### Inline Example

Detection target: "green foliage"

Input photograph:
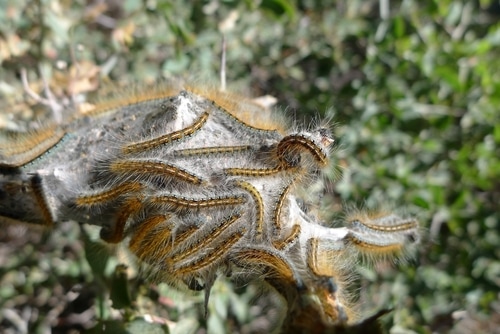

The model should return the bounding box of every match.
[1,0,499,333]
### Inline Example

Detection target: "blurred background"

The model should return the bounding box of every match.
[0,0,499,333]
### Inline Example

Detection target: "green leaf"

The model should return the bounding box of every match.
[126,318,169,334]
[82,227,111,279]
[260,0,296,20]
[109,264,133,309]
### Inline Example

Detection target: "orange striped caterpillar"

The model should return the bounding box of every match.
[0,127,67,168]
[109,159,203,185]
[0,83,420,332]
[122,110,210,154]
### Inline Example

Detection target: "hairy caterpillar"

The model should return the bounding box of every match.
[0,83,419,332]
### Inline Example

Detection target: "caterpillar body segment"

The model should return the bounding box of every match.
[173,145,252,157]
[276,129,334,169]
[122,110,210,154]
[150,193,246,212]
[0,173,60,227]
[100,197,144,244]
[128,214,173,255]
[170,212,242,263]
[345,211,420,262]
[235,180,265,240]
[0,86,420,331]
[272,181,295,232]
[272,224,301,250]
[30,174,55,226]
[109,159,203,185]
[75,182,144,207]
[231,246,304,287]
[186,84,287,136]
[0,127,67,168]
[175,229,245,275]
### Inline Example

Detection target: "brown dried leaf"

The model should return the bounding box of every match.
[113,21,136,47]
[52,60,101,96]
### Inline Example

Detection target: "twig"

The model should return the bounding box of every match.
[20,68,52,106]
[38,64,63,124]
[220,34,227,92]
[20,68,63,124]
